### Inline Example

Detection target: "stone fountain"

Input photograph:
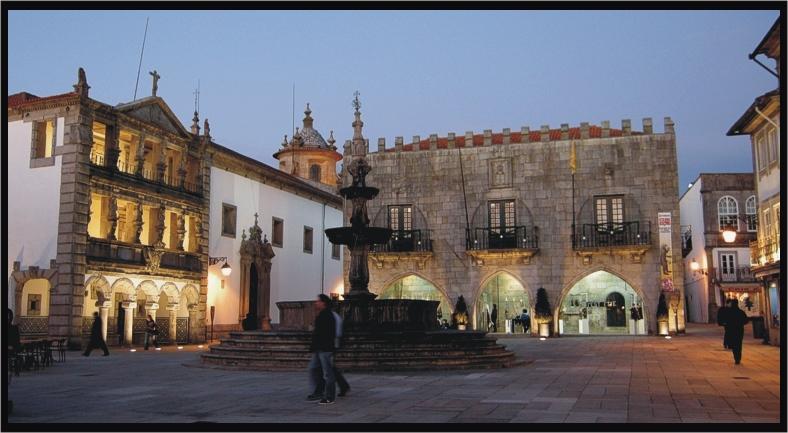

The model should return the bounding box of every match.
[201,95,516,371]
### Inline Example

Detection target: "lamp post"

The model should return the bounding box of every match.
[209,256,232,277]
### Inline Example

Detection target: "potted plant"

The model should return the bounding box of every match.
[656,292,669,335]
[451,295,469,330]
[534,287,552,337]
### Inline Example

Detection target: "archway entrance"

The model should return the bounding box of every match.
[239,214,275,328]
[475,273,530,333]
[559,271,646,335]
[378,275,452,325]
[249,263,259,319]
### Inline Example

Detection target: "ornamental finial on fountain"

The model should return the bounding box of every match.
[351,91,366,158]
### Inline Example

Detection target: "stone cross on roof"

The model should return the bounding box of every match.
[149,70,160,97]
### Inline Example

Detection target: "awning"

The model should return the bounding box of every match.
[721,287,762,293]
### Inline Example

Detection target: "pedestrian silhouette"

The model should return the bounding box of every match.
[723,299,749,365]
[717,299,732,349]
[83,312,109,357]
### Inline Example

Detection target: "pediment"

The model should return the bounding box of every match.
[115,96,191,138]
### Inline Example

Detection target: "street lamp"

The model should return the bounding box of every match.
[209,256,232,277]
[690,259,700,272]
[721,228,737,243]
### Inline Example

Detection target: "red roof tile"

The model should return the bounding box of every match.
[387,125,632,152]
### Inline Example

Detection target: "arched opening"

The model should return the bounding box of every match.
[309,164,321,182]
[558,270,646,335]
[474,272,530,333]
[249,262,259,319]
[378,275,452,325]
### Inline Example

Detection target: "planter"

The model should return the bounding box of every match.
[657,320,669,336]
[457,324,466,331]
[538,323,550,337]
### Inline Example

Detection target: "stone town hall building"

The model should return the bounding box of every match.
[7,69,344,348]
[349,118,686,335]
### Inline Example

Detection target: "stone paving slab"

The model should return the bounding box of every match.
[5,323,781,424]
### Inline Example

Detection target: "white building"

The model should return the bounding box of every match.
[680,173,759,324]
[6,69,343,347]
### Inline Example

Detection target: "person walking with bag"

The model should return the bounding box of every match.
[306,294,337,405]
[725,299,749,365]
[144,314,160,350]
[311,304,351,398]
[83,312,110,357]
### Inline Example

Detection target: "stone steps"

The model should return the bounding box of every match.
[201,329,516,371]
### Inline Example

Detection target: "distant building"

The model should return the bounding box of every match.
[726,17,780,346]
[7,69,343,347]
[680,173,758,324]
[345,116,686,336]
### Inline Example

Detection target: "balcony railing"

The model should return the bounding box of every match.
[89,153,201,195]
[87,238,201,273]
[572,221,651,249]
[372,229,433,253]
[466,226,539,250]
[716,266,755,283]
[750,237,780,267]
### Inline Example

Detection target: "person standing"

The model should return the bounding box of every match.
[725,299,749,365]
[312,306,351,398]
[306,294,337,405]
[490,304,498,333]
[717,299,732,349]
[83,312,110,357]
[144,314,160,350]
[116,304,125,345]
[520,309,531,334]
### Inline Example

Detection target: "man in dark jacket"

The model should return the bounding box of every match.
[490,304,498,333]
[306,294,336,405]
[717,299,732,349]
[724,299,749,365]
[83,312,110,357]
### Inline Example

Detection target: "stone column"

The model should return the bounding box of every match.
[135,134,147,176]
[105,123,120,169]
[121,301,137,346]
[178,152,188,189]
[116,204,127,243]
[167,304,178,344]
[107,194,118,241]
[176,210,186,251]
[133,200,144,244]
[99,301,111,342]
[156,204,166,246]
[156,141,168,183]
[187,304,199,343]
[194,217,203,253]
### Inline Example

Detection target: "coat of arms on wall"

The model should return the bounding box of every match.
[144,241,166,273]
[489,158,512,188]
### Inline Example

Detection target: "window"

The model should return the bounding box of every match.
[745,196,757,232]
[221,203,237,237]
[27,294,42,316]
[719,252,737,281]
[773,204,780,238]
[766,126,778,165]
[32,119,55,159]
[717,196,739,231]
[488,200,515,233]
[272,217,284,247]
[309,164,321,182]
[303,226,313,254]
[755,130,767,171]
[595,195,624,230]
[388,205,413,232]
[331,243,340,260]
[763,209,773,241]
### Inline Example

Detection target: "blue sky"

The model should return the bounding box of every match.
[8,10,779,192]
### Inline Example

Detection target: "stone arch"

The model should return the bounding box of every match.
[371,203,430,232]
[137,280,159,297]
[10,261,58,316]
[181,284,199,307]
[469,198,535,229]
[555,267,649,335]
[19,278,51,317]
[376,272,452,323]
[110,278,136,297]
[471,270,534,332]
[159,282,179,300]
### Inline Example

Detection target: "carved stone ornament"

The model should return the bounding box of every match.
[143,241,166,273]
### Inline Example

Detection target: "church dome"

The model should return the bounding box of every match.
[288,103,335,150]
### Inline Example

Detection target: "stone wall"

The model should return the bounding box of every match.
[346,118,686,335]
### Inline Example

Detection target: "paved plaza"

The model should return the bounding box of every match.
[6,324,781,424]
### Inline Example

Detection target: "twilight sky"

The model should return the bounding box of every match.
[8,10,779,193]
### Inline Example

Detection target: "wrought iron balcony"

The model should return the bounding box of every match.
[87,237,201,274]
[716,266,756,283]
[681,225,692,258]
[572,221,651,250]
[372,229,432,253]
[89,152,201,195]
[466,226,539,251]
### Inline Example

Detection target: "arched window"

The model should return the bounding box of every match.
[605,292,626,327]
[309,164,321,182]
[745,196,757,232]
[718,196,739,231]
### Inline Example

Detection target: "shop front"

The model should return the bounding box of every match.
[558,271,647,335]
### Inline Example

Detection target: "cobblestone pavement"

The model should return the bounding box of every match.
[6,324,781,424]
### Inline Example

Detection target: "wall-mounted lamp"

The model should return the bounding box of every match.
[209,256,232,277]
[690,259,708,275]
[721,229,737,243]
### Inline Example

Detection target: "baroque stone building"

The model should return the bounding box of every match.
[344,117,686,335]
[7,69,343,348]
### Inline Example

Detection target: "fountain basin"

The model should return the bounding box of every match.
[325,226,392,246]
[339,186,379,200]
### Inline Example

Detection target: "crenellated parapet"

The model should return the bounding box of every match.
[367,117,675,154]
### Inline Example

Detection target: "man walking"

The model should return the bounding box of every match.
[724,299,749,365]
[717,299,732,349]
[312,305,351,398]
[144,314,160,350]
[307,294,337,405]
[520,309,531,334]
[83,312,110,357]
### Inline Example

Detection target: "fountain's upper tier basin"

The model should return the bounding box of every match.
[325,227,392,246]
[339,186,379,200]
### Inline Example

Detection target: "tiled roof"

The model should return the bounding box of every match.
[7,91,78,109]
[386,125,632,152]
